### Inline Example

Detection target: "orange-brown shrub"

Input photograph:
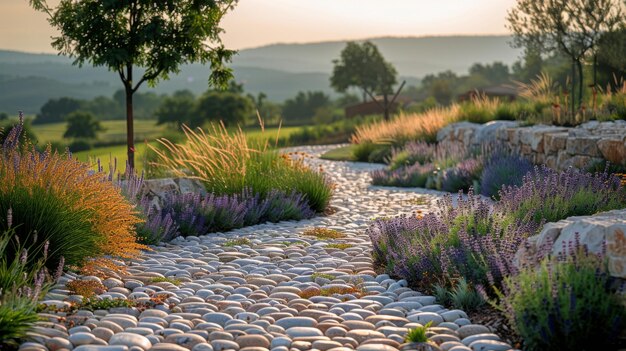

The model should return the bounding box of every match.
[0,120,145,275]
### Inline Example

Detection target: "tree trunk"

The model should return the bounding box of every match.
[125,65,135,171]
[383,94,389,121]
[571,58,576,122]
[576,59,584,111]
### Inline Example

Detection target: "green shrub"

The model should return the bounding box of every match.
[68,139,93,152]
[405,321,432,343]
[353,142,390,163]
[0,224,59,349]
[498,252,625,351]
[448,278,485,311]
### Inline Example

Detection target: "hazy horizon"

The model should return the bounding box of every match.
[1,0,516,54]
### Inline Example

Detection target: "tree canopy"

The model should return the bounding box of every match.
[331,41,398,99]
[63,111,104,139]
[507,0,624,113]
[30,0,238,168]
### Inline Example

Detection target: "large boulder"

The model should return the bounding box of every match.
[515,209,626,279]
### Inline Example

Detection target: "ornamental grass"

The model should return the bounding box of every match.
[149,123,333,213]
[0,116,145,275]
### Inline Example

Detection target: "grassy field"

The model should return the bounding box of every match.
[31,119,170,144]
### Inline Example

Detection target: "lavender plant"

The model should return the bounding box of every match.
[389,141,436,170]
[139,189,315,242]
[498,166,626,225]
[480,153,533,199]
[371,163,435,188]
[497,240,624,351]
[441,158,483,193]
[368,191,539,291]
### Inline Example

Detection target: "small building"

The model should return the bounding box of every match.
[458,85,519,102]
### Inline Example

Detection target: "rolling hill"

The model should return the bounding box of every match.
[0,35,522,114]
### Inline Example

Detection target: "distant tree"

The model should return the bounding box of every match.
[282,91,331,124]
[156,91,197,128]
[0,112,7,121]
[35,97,83,124]
[507,0,623,114]
[512,49,544,82]
[331,41,401,120]
[63,111,104,139]
[84,96,122,120]
[30,0,238,169]
[195,91,254,127]
[335,94,360,108]
[597,28,626,74]
[469,62,511,85]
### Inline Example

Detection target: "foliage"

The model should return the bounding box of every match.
[331,41,398,97]
[405,321,432,343]
[325,243,353,250]
[368,191,539,291]
[311,273,336,281]
[389,142,436,170]
[155,90,196,127]
[288,115,379,146]
[34,97,83,124]
[498,246,625,351]
[223,238,251,247]
[150,124,333,213]
[303,228,346,240]
[30,0,238,168]
[150,277,181,286]
[66,280,106,298]
[480,153,534,200]
[507,0,623,112]
[498,166,626,225]
[140,190,315,242]
[0,119,37,147]
[0,118,144,274]
[352,106,460,147]
[63,110,104,139]
[448,278,485,311]
[195,90,254,127]
[282,91,331,125]
[352,143,392,163]
[371,163,434,188]
[441,158,483,193]
[0,223,62,349]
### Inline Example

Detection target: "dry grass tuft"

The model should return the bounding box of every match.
[325,243,354,250]
[351,106,461,145]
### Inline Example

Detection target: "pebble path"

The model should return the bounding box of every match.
[22,145,514,351]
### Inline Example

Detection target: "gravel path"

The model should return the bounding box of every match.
[22,145,514,351]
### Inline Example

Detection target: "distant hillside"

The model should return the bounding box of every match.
[0,35,521,114]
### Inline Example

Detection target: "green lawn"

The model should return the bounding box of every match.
[320,145,357,161]
[31,119,170,144]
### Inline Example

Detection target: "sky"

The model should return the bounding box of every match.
[0,0,517,53]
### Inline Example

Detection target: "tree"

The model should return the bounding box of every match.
[331,41,401,120]
[0,113,7,121]
[507,0,623,116]
[282,91,331,124]
[195,91,254,127]
[63,111,104,139]
[31,0,238,169]
[35,97,83,124]
[156,91,196,128]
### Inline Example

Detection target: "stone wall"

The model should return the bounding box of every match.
[437,120,626,170]
[515,209,626,280]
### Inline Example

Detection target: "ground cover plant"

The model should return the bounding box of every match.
[498,166,626,225]
[479,152,534,199]
[0,220,63,349]
[497,242,625,351]
[369,191,539,291]
[0,117,145,275]
[150,123,333,214]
